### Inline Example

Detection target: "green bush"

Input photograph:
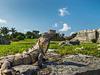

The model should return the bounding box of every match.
[16,35,25,40]
[91,39,97,43]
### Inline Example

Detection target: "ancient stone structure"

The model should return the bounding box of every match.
[97,29,100,43]
[0,35,10,45]
[0,32,54,75]
[48,29,65,41]
[72,29,100,43]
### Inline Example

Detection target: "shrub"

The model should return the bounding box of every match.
[16,35,25,40]
[91,39,97,43]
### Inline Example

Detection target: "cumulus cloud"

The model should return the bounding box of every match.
[59,8,70,16]
[59,23,71,32]
[0,18,7,24]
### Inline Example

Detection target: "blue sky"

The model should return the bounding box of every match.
[0,0,100,35]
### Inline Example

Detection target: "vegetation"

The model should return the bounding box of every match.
[0,39,100,57]
[0,39,37,57]
[91,39,97,43]
[0,27,99,58]
[0,26,40,41]
[0,27,65,42]
[53,43,100,57]
[49,41,100,57]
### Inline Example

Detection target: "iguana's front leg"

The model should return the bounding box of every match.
[38,53,43,68]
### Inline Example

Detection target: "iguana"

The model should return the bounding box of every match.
[0,32,53,75]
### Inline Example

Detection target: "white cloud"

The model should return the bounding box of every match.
[0,18,7,24]
[70,32,75,35]
[59,23,71,32]
[54,23,58,27]
[59,8,70,16]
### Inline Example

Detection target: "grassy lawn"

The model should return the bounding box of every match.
[50,42,100,57]
[0,39,100,57]
[0,39,37,57]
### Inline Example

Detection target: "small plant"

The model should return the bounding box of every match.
[91,39,97,43]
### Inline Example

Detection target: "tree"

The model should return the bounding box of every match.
[25,31,33,39]
[16,35,25,40]
[0,27,9,36]
[15,32,25,40]
[10,28,16,34]
[32,30,40,38]
[10,28,17,39]
[0,27,10,39]
[25,30,40,39]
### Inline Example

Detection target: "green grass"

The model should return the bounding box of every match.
[0,39,100,57]
[0,39,37,57]
[49,41,59,49]
[54,43,100,57]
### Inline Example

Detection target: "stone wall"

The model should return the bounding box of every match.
[72,29,100,43]
[97,29,100,43]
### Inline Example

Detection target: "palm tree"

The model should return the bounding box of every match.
[0,27,9,36]
[10,28,16,34]
[10,27,16,39]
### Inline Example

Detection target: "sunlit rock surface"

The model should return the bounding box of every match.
[2,52,99,75]
[38,52,100,75]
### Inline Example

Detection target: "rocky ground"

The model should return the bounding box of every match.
[12,51,100,75]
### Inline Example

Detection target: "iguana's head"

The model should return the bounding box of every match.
[41,32,55,40]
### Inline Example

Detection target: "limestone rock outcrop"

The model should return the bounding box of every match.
[40,52,100,75]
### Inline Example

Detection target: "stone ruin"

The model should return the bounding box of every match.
[71,29,100,43]
[0,35,10,45]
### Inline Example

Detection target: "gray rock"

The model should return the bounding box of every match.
[59,40,80,46]
[69,40,80,45]
[1,52,100,75]
[43,52,100,75]
[13,65,38,75]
